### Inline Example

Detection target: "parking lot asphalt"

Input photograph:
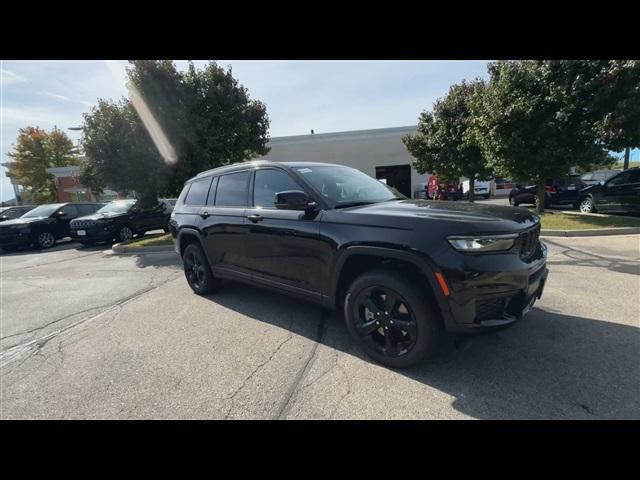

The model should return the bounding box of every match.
[1,234,638,419]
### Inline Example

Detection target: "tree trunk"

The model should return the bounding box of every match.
[536,177,546,214]
[623,146,630,170]
[468,177,475,203]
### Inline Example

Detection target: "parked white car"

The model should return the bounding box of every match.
[461,180,492,199]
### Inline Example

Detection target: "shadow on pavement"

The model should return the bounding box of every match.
[544,238,640,276]
[202,281,640,419]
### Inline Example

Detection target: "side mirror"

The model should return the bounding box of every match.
[274,190,317,211]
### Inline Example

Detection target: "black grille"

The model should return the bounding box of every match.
[71,220,96,228]
[515,224,540,259]
[475,297,506,321]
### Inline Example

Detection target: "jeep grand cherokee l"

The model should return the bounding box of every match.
[0,202,103,251]
[70,199,173,245]
[169,161,548,368]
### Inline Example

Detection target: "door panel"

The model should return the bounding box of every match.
[245,167,324,294]
[244,208,323,293]
[201,207,249,275]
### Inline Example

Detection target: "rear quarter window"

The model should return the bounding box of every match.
[184,177,213,206]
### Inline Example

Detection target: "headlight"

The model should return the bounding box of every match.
[447,234,518,252]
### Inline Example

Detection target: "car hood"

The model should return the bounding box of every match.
[580,183,601,193]
[72,212,124,222]
[338,199,539,230]
[0,216,48,227]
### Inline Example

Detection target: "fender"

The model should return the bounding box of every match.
[176,227,209,262]
[330,245,455,327]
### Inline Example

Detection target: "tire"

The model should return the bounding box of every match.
[484,194,490,200]
[33,230,56,249]
[509,196,518,207]
[182,243,221,295]
[163,227,170,233]
[579,196,595,214]
[343,268,442,369]
[117,224,134,243]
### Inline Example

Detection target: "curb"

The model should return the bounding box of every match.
[110,243,176,254]
[540,227,640,237]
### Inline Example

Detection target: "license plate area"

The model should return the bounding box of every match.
[77,230,86,236]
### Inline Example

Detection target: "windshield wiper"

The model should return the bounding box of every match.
[334,201,376,209]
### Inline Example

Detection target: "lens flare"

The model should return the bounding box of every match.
[105,61,178,166]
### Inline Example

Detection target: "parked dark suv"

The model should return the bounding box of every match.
[70,199,173,245]
[0,205,36,222]
[577,168,640,214]
[0,202,103,251]
[509,176,587,208]
[169,161,548,368]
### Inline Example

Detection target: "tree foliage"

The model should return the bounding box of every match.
[81,60,270,204]
[6,126,78,203]
[403,80,491,201]
[80,99,167,207]
[469,61,607,212]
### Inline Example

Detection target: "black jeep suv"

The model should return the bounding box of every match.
[0,202,103,251]
[577,168,640,214]
[170,161,548,368]
[70,199,173,245]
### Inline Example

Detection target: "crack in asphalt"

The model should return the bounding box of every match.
[224,323,295,420]
[0,272,180,369]
[329,360,353,420]
[274,309,329,420]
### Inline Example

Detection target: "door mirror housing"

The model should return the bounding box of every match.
[274,190,317,211]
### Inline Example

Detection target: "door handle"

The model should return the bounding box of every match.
[247,214,263,223]
[200,211,210,219]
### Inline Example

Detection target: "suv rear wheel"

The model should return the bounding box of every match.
[343,268,441,368]
[183,243,221,294]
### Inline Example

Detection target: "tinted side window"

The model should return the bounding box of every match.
[5,209,23,219]
[253,169,302,208]
[215,171,249,207]
[62,205,79,217]
[78,205,97,215]
[184,178,213,205]
[627,170,640,183]
[608,172,632,186]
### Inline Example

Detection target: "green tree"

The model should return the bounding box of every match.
[80,99,168,208]
[126,60,270,193]
[6,126,78,203]
[470,61,605,213]
[403,79,492,202]
[81,61,271,203]
[543,60,640,169]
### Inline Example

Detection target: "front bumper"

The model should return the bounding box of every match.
[70,225,116,242]
[439,240,549,334]
[0,230,32,247]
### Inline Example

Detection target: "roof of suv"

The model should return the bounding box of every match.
[191,161,342,182]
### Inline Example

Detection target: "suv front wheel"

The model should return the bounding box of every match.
[343,268,441,368]
[579,196,595,213]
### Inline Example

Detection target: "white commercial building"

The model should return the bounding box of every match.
[257,125,431,198]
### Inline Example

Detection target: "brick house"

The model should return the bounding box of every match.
[46,165,118,202]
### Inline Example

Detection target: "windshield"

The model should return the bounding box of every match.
[97,200,137,214]
[295,166,405,207]
[22,204,63,218]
